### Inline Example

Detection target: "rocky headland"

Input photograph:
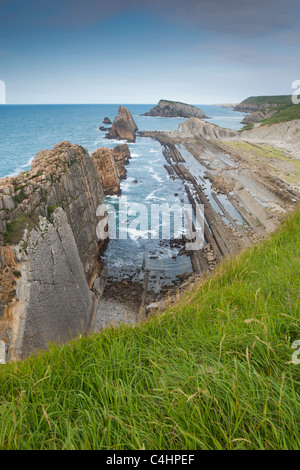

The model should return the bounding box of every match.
[0,140,131,361]
[143,99,209,119]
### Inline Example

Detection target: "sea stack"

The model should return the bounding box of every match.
[106,106,138,143]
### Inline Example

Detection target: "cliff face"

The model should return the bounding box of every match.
[91,148,121,196]
[91,144,131,195]
[111,144,131,179]
[106,106,138,142]
[6,209,95,360]
[143,100,208,119]
[0,142,108,360]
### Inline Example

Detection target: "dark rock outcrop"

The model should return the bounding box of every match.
[143,100,209,119]
[106,106,138,143]
[103,117,112,125]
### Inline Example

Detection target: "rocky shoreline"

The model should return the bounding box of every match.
[0,106,138,360]
[1,107,299,361]
[138,118,299,280]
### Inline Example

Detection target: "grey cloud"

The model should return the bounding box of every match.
[1,0,300,37]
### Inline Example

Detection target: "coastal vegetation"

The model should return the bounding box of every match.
[259,103,300,126]
[0,207,299,450]
[236,95,300,128]
[235,95,294,110]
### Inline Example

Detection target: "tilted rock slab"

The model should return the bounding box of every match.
[8,209,94,360]
[0,142,107,360]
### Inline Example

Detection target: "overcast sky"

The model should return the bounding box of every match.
[0,0,299,104]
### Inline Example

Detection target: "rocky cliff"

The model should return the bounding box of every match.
[0,141,112,360]
[91,144,131,195]
[143,100,209,119]
[106,106,138,142]
[111,144,131,179]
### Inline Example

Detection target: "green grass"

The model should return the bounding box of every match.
[238,95,294,108]
[0,209,300,450]
[3,212,39,245]
[240,123,254,131]
[237,95,300,128]
[260,103,300,125]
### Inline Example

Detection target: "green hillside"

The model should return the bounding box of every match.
[260,103,300,125]
[237,95,293,108]
[0,208,299,450]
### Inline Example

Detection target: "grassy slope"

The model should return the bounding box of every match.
[237,95,300,128]
[238,95,293,108]
[260,103,300,125]
[0,210,300,450]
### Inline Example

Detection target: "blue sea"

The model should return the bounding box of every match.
[0,104,246,284]
[0,104,245,178]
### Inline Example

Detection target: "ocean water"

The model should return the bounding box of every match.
[0,104,245,178]
[0,104,246,284]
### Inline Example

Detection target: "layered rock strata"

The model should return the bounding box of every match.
[0,141,108,360]
[91,144,131,195]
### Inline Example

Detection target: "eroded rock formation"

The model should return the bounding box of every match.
[91,147,121,196]
[0,141,109,360]
[91,144,131,194]
[111,144,131,179]
[106,106,138,142]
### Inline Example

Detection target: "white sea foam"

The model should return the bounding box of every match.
[152,174,164,183]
